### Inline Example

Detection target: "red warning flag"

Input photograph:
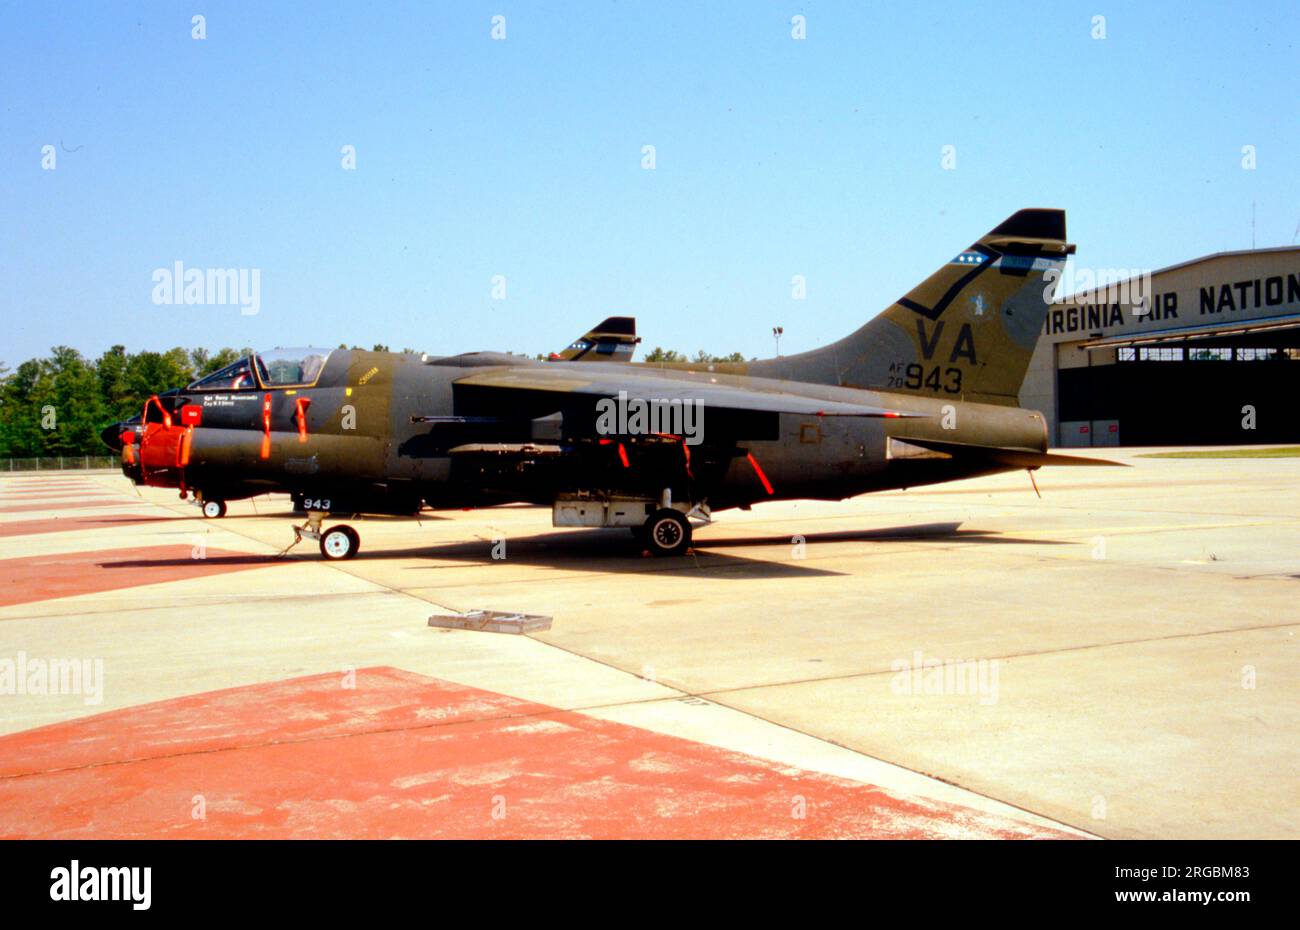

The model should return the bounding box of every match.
[260,393,273,459]
[746,451,774,495]
[295,397,312,443]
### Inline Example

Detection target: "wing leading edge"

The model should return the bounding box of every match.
[452,366,922,419]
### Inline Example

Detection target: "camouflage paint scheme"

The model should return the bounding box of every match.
[104,210,1119,552]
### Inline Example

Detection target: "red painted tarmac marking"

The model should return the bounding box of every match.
[0,500,140,514]
[0,491,119,499]
[0,484,118,491]
[0,496,132,507]
[0,668,1073,839]
[0,545,281,608]
[0,514,172,539]
[0,491,102,499]
[0,497,128,509]
[0,483,98,491]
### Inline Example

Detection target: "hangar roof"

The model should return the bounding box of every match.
[1138,245,1300,281]
[1059,244,1300,303]
[1079,310,1300,350]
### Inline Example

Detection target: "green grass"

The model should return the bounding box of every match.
[1137,447,1300,459]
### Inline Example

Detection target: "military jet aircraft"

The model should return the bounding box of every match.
[102,208,1119,559]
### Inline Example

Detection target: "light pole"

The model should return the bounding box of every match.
[773,326,784,357]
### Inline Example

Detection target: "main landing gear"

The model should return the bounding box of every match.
[636,508,692,557]
[554,489,704,557]
[281,511,361,560]
[635,494,711,557]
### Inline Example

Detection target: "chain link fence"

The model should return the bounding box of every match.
[3,456,119,472]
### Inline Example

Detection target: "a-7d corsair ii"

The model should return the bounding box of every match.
[103,209,1119,559]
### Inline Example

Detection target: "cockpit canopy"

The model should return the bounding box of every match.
[187,348,333,391]
[255,348,331,386]
[189,357,255,390]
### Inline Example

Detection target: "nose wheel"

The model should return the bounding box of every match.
[201,499,227,519]
[319,525,360,560]
[279,512,361,560]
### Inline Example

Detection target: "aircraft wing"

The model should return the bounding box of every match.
[451,366,921,419]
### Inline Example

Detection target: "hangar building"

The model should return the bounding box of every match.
[1019,245,1300,446]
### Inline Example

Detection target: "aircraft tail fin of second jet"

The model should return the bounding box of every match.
[752,209,1075,406]
[551,316,640,362]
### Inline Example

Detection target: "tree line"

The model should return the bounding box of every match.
[0,346,253,458]
[643,348,750,364]
[0,344,754,457]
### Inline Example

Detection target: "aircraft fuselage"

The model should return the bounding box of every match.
[119,347,1046,517]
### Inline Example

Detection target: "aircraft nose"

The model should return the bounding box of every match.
[100,423,125,451]
[100,420,139,451]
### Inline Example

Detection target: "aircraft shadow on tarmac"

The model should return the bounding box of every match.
[97,537,838,579]
[99,521,1064,579]
[387,520,1065,579]
[689,521,1063,549]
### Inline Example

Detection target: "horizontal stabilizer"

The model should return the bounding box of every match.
[894,436,1127,469]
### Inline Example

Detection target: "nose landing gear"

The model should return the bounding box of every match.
[280,511,361,560]
[319,524,361,560]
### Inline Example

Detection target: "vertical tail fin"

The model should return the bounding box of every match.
[550,316,640,362]
[756,209,1074,405]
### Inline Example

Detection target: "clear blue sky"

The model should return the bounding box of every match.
[2,0,1297,365]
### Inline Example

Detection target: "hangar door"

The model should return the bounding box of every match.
[1058,346,1300,445]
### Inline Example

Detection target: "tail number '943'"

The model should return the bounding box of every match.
[888,363,962,393]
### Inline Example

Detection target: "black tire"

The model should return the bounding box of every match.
[320,524,361,561]
[201,499,227,519]
[643,509,691,557]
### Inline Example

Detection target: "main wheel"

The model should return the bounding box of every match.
[643,509,691,557]
[320,524,360,561]
[201,499,227,519]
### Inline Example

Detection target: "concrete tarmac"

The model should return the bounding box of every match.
[0,448,1295,838]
